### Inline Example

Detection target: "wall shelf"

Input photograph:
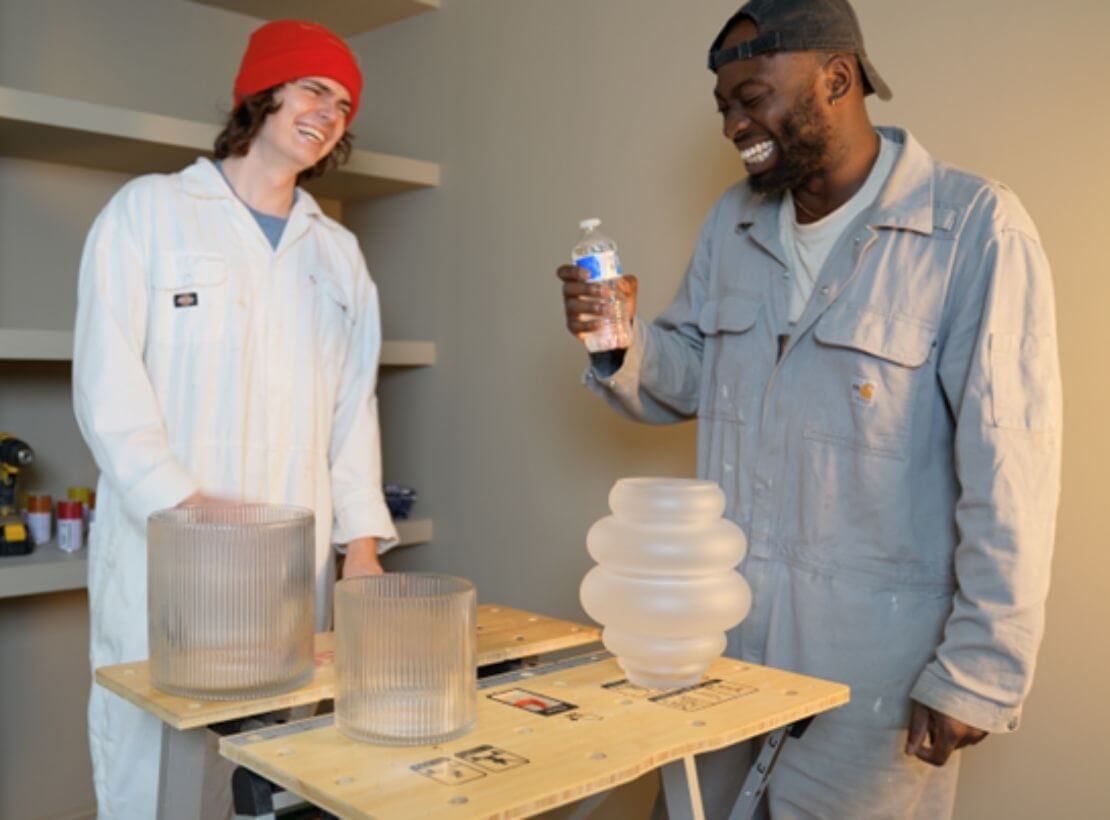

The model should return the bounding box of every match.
[0,517,434,600]
[0,329,72,361]
[187,0,439,36]
[0,85,439,201]
[394,517,433,546]
[0,329,436,367]
[379,340,436,367]
[0,546,87,599]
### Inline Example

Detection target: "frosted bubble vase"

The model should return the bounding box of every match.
[148,504,315,700]
[335,573,477,745]
[580,478,751,689]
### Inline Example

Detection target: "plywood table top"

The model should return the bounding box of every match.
[219,653,850,819]
[95,604,599,730]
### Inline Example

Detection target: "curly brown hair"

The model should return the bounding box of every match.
[213,84,353,185]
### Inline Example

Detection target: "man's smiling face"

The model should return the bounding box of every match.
[713,19,835,196]
[256,76,352,173]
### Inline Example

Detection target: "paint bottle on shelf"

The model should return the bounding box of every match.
[572,219,632,353]
[57,501,84,553]
[26,494,52,546]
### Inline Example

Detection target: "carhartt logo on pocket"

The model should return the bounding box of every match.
[852,379,876,405]
[174,292,198,308]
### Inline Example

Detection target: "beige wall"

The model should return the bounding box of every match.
[0,0,1106,817]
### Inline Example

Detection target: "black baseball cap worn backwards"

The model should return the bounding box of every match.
[708,0,892,101]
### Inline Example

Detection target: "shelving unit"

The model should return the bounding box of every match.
[0,85,439,200]
[0,329,436,367]
[188,0,439,36]
[0,517,434,600]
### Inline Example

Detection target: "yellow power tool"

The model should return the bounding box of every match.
[0,434,34,556]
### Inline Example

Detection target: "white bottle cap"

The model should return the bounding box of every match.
[579,218,601,231]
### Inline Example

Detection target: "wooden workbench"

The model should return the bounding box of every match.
[220,652,850,819]
[95,604,599,731]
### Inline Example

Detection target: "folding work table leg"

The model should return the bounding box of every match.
[157,724,210,820]
[654,717,813,820]
[660,755,707,820]
[727,717,813,820]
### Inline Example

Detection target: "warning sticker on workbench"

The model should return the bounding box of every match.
[602,678,758,711]
[411,757,487,785]
[456,744,529,773]
[488,688,577,716]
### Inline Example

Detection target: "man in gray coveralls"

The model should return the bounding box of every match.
[557,0,1062,815]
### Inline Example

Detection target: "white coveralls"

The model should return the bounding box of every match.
[73,158,398,818]
[587,129,1062,818]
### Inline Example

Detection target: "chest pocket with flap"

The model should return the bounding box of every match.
[149,252,230,347]
[304,270,354,365]
[696,294,763,423]
[807,301,936,457]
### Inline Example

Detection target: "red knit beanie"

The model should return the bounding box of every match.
[233,20,363,124]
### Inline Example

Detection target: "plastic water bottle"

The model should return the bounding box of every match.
[572,218,632,353]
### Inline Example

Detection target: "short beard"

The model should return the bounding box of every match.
[746,88,832,196]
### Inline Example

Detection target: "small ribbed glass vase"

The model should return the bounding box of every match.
[147,504,315,700]
[335,573,476,745]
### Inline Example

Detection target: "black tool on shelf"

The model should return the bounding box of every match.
[0,434,34,556]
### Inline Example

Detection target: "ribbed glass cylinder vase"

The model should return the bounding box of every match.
[335,573,476,745]
[580,478,752,689]
[148,504,315,700]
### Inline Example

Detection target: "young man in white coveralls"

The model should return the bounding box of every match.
[73,20,397,818]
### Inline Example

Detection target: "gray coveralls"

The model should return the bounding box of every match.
[587,128,1062,818]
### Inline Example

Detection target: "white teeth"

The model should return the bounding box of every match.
[297,125,325,143]
[740,140,775,164]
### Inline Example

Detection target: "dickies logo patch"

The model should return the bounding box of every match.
[174,292,198,308]
[851,379,876,406]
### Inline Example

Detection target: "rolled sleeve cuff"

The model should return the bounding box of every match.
[333,494,399,553]
[910,665,1022,734]
[125,460,198,529]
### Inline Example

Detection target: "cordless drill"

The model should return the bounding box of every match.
[0,434,34,556]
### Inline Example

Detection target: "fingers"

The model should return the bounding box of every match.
[907,704,987,767]
[905,701,929,758]
[953,723,988,750]
[558,265,635,298]
[565,295,620,317]
[556,264,588,283]
[178,492,238,507]
[919,713,958,766]
[959,728,989,749]
[615,275,638,297]
[565,314,613,335]
[557,266,637,338]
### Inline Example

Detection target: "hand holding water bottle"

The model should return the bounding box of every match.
[557,218,637,352]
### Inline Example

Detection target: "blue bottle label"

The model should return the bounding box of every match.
[575,251,623,282]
